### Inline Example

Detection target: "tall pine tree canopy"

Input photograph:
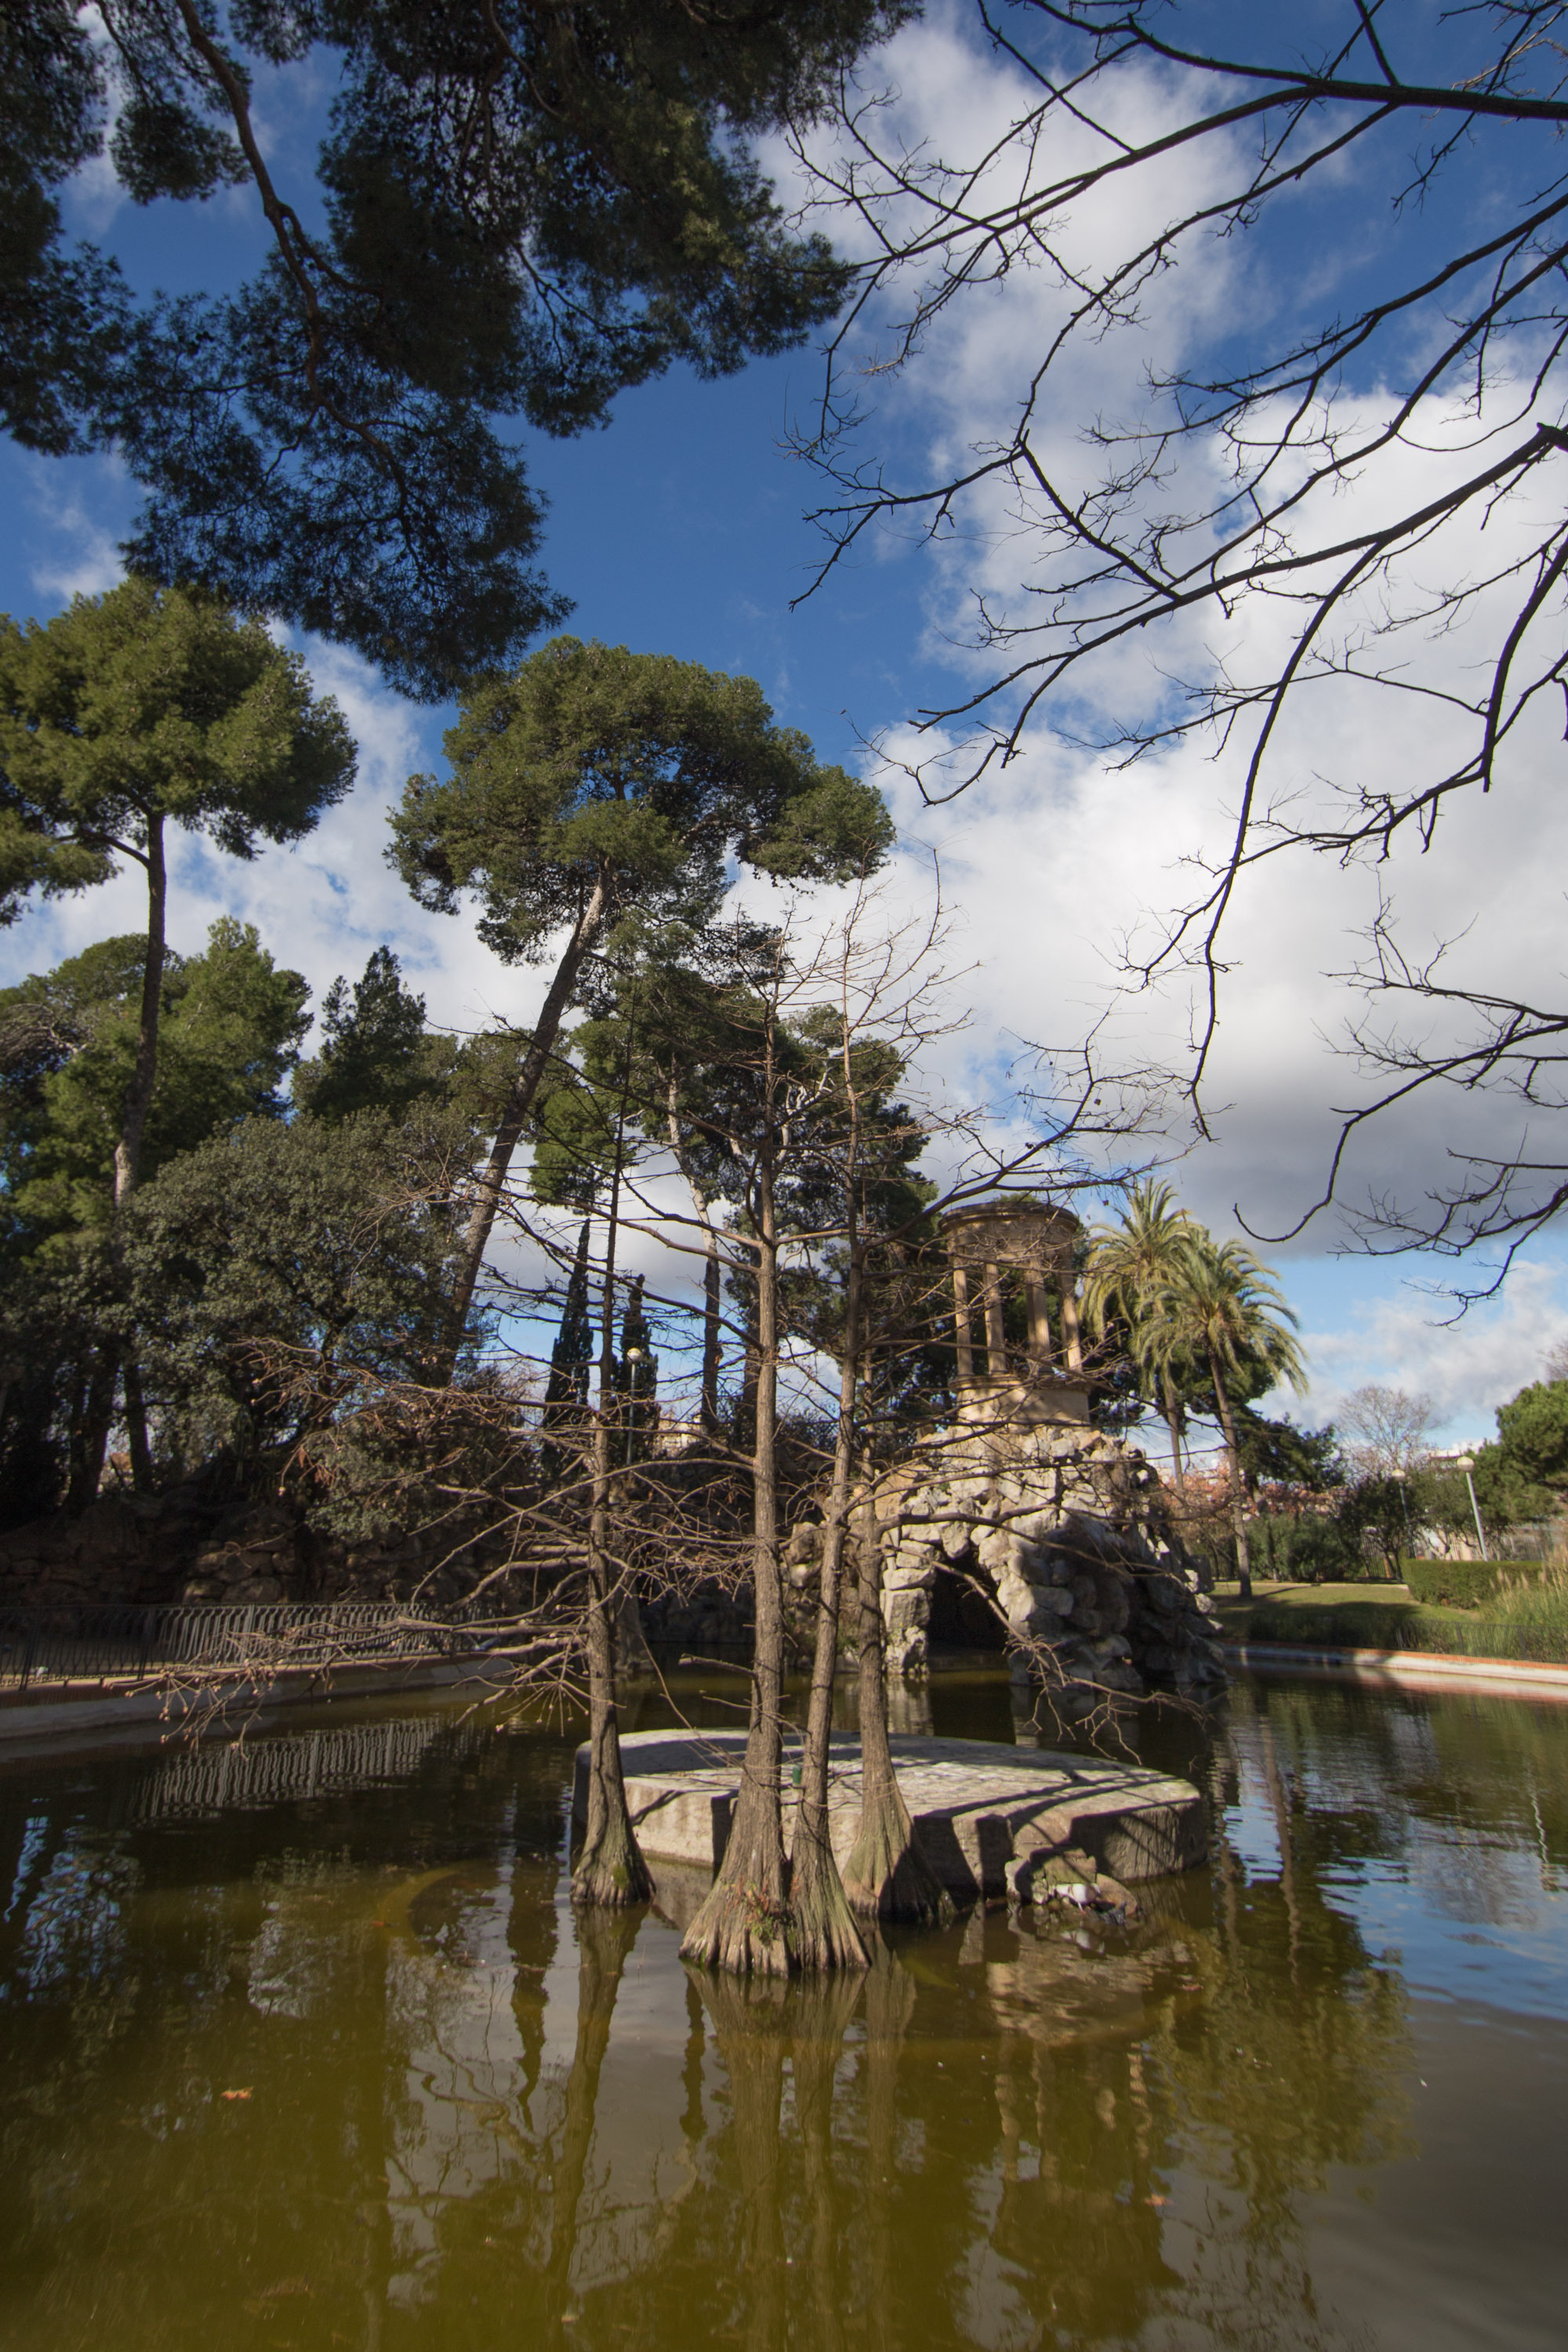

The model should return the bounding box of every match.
[2,0,912,698]
[0,917,309,1254]
[392,637,894,954]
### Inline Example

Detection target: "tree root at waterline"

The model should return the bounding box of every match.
[571,1812,653,1908]
[788,1814,869,1973]
[679,1739,795,1975]
[842,1791,955,1929]
[679,1869,796,1976]
[572,1719,654,1909]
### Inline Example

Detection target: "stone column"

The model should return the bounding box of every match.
[983,1261,1007,1377]
[952,1262,975,1383]
[1058,1254,1083,1372]
[1025,1270,1052,1367]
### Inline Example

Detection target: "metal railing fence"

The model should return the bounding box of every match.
[132,1711,486,1820]
[0,1599,512,1693]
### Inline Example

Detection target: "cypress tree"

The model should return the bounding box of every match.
[543,1219,594,1476]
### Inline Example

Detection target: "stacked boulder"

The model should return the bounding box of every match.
[871,1417,1226,1706]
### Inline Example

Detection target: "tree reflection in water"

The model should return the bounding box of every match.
[692,1973,789,2352]
[0,1679,1563,2349]
[544,1905,641,2330]
[791,1973,862,2352]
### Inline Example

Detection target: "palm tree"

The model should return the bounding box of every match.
[1082,1180,1200,1484]
[1157,1237,1307,1599]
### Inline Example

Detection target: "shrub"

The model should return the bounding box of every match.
[1270,1511,1364,1583]
[1402,1557,1546,1609]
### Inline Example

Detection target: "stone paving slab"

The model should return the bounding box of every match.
[574,1730,1206,1899]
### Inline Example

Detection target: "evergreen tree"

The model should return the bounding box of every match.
[0,579,354,1203]
[294,946,445,1125]
[1159,1238,1308,1599]
[0,920,310,1255]
[544,1219,595,1422]
[391,637,891,1364]
[1082,1181,1202,1485]
[2,2,909,695]
[121,1109,475,1479]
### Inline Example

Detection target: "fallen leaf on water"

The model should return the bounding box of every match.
[220,2088,253,2101]
[1146,2194,1168,2207]
[243,2280,314,2313]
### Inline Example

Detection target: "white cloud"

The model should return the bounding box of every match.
[0,637,548,1054]
[5,1,1564,1431]
[1301,1258,1568,1437]
[765,7,1568,1290]
[20,456,129,602]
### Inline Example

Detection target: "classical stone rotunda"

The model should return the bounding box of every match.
[870,1200,1225,1710]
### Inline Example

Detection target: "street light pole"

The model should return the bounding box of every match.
[1455,1456,1489,1562]
[1393,1466,1412,1581]
[623,1347,644,1467]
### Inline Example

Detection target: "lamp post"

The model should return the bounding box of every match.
[622,1347,644,1467]
[1454,1455,1489,1562]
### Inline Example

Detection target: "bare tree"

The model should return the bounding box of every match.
[677,927,807,1976]
[571,1024,655,1909]
[1338,1383,1439,1483]
[786,2,1568,1269]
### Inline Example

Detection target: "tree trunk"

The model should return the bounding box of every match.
[1163,1381,1185,1487]
[700,1239,723,1436]
[842,1452,953,1926]
[113,810,166,1206]
[572,1061,652,1910]
[667,1081,724,1439]
[67,1349,116,1508]
[1210,1348,1253,1600]
[574,1521,652,1906]
[790,1258,869,1971]
[437,873,608,1377]
[100,811,168,1501]
[681,1128,793,1974]
[731,1253,760,1455]
[122,1356,154,1494]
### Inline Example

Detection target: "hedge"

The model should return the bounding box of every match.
[1402,1557,1547,1609]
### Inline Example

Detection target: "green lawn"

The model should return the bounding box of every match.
[1210,1579,1567,1661]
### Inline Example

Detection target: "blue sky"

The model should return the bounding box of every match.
[4,1,1566,1447]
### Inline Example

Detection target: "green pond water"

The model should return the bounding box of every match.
[2,1671,1566,2352]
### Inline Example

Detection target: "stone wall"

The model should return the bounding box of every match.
[0,1493,496,1610]
[0,1490,217,1606]
[869,1417,1225,1708]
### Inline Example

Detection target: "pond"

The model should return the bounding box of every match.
[2,1671,1566,2352]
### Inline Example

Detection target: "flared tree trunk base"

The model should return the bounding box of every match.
[572,1808,654,1909]
[679,1874,796,1976]
[789,1825,870,1972]
[843,1799,955,1929]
